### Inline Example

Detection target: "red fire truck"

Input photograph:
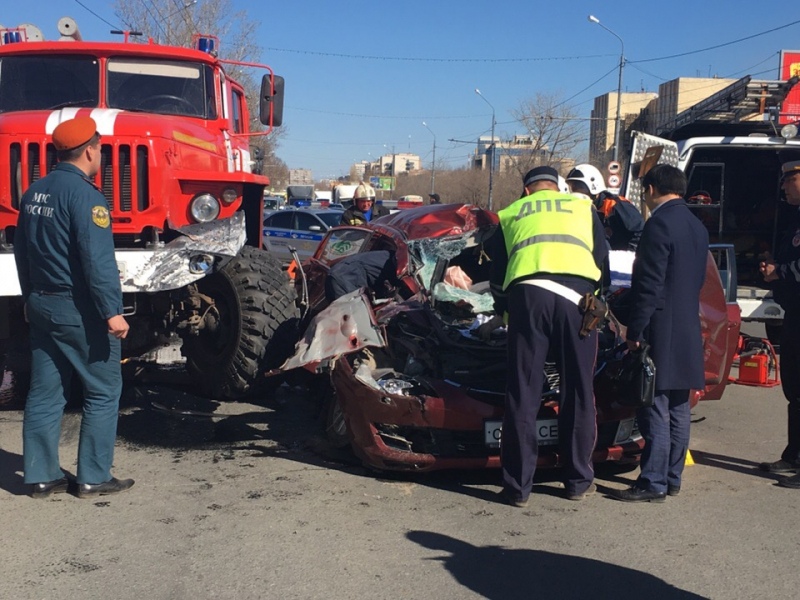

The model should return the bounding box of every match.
[0,18,297,399]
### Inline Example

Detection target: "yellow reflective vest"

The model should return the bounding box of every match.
[497,190,601,290]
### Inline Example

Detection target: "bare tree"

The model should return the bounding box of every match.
[113,0,285,168]
[510,92,586,178]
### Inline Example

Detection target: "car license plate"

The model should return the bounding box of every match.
[484,419,559,448]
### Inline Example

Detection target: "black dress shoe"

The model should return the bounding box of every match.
[497,489,529,508]
[30,477,69,499]
[611,486,666,503]
[758,459,800,473]
[77,477,135,498]
[668,484,681,496]
[778,472,800,489]
[566,483,597,501]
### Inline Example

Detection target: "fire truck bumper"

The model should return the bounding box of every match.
[0,212,248,297]
[118,212,247,293]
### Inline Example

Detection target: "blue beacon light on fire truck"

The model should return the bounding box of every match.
[197,36,216,54]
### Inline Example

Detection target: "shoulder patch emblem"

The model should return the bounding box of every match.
[91,206,111,228]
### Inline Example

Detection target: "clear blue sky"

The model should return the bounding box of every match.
[4,1,800,180]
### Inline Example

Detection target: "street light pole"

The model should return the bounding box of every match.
[588,14,624,163]
[475,88,496,211]
[422,121,436,195]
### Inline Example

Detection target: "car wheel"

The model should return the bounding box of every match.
[323,386,350,449]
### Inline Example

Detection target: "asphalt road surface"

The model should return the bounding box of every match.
[1,364,799,600]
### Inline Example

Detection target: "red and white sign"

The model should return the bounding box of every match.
[779,50,800,124]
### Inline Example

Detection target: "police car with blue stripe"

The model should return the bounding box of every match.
[263,206,344,260]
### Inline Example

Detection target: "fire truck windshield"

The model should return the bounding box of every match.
[107,58,216,119]
[0,55,99,113]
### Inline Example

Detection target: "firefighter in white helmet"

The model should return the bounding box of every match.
[341,183,389,226]
[566,163,644,250]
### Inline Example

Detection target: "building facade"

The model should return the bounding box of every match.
[589,91,658,165]
[588,77,737,165]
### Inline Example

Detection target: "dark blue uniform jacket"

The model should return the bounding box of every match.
[14,163,123,321]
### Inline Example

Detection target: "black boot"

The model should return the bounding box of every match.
[782,405,800,464]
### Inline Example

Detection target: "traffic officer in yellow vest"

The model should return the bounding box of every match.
[487,166,608,506]
[14,116,134,499]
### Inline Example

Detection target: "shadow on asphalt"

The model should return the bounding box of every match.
[114,374,372,478]
[406,530,708,600]
[691,449,782,481]
[0,447,26,496]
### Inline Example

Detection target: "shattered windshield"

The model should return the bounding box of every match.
[0,55,99,113]
[410,237,469,290]
[409,236,495,314]
[107,58,216,118]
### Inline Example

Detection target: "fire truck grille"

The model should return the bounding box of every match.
[8,141,150,214]
[100,143,150,212]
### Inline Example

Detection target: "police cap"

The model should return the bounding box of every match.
[52,116,97,151]
[523,166,559,188]
[782,160,800,179]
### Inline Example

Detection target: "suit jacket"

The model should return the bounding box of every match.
[626,198,708,390]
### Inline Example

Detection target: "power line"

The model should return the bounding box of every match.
[265,47,616,63]
[291,107,484,120]
[268,18,800,67]
[631,18,800,64]
[552,65,618,110]
[73,0,120,30]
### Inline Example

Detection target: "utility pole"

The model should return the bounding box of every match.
[589,14,625,162]
[422,121,436,195]
[475,89,496,211]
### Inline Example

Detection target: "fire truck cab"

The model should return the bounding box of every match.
[0,19,296,399]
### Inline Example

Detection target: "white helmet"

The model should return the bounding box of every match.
[353,183,376,200]
[566,164,607,195]
[557,175,570,194]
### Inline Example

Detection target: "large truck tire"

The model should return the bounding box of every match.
[182,246,299,400]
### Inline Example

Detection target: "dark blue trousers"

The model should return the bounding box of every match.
[778,308,800,463]
[23,292,122,485]
[501,284,598,500]
[636,389,691,493]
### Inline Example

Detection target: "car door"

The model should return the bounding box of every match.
[263,210,295,258]
[702,244,742,400]
[294,212,329,260]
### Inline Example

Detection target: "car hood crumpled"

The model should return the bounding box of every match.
[279,289,386,372]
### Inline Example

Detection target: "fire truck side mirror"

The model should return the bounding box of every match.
[260,74,284,127]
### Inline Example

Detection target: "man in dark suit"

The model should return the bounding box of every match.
[612,164,708,503]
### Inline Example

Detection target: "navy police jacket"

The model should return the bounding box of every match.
[14,162,123,321]
[771,207,800,313]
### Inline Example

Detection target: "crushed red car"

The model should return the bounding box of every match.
[282,203,741,472]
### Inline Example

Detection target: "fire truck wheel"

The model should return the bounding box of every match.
[182,246,299,400]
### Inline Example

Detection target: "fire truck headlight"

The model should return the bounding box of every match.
[189,254,215,274]
[222,188,238,204]
[190,193,221,222]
